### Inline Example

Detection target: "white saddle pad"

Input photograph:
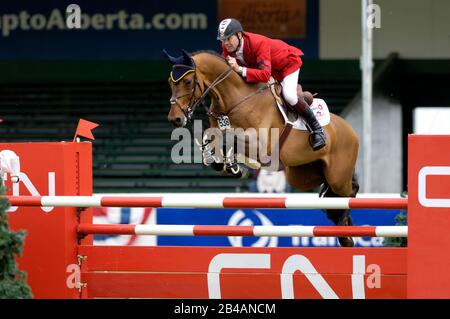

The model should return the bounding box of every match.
[277,98,331,131]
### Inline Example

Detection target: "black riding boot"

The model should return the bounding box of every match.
[292,97,327,151]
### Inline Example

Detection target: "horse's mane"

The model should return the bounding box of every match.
[191,50,224,59]
[191,49,257,88]
[191,50,228,64]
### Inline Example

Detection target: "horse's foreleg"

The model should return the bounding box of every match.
[224,146,250,179]
[203,140,225,172]
[210,128,249,179]
[198,129,249,178]
[196,131,225,173]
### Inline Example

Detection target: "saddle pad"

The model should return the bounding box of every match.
[277,98,331,131]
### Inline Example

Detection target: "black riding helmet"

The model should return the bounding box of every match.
[217,18,243,41]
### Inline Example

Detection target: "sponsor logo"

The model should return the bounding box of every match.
[208,253,381,299]
[418,166,450,208]
[6,171,56,213]
[228,210,278,247]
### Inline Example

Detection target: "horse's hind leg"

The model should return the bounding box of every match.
[320,117,359,246]
[321,173,360,247]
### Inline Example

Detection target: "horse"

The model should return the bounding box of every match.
[164,49,360,247]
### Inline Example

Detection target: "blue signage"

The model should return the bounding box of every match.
[0,0,318,59]
[156,208,402,248]
[0,0,216,59]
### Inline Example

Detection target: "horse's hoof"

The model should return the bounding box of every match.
[338,237,354,247]
[211,162,225,172]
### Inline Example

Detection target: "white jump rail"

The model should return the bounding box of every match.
[77,224,408,237]
[5,194,408,209]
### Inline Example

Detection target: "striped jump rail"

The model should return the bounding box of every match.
[5,195,408,209]
[78,224,408,237]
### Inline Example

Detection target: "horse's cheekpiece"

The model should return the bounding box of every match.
[217,114,231,130]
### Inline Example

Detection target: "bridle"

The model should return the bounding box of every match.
[169,64,233,122]
[169,59,272,123]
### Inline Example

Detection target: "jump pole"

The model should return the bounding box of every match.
[5,195,407,209]
[76,224,407,237]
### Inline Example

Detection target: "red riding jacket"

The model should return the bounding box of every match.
[221,32,304,83]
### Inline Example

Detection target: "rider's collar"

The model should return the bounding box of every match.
[171,64,195,83]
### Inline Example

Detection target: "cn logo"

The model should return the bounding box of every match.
[418,166,450,207]
[6,172,56,213]
[208,253,380,299]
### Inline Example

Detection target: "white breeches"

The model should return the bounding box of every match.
[280,69,300,106]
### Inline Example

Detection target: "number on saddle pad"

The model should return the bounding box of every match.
[217,115,231,130]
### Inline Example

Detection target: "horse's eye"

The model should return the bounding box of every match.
[185,80,192,85]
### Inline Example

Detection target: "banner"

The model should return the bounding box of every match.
[218,0,307,39]
[94,207,403,248]
[0,0,318,59]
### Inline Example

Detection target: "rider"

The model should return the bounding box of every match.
[217,18,326,151]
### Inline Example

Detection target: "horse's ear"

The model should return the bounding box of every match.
[182,49,194,67]
[162,49,178,65]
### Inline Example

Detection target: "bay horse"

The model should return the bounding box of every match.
[164,49,360,247]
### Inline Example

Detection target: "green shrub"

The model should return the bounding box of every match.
[0,179,32,298]
[383,191,407,247]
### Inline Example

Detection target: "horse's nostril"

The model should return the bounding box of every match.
[175,117,182,124]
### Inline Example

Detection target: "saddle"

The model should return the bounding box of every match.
[265,78,327,155]
[269,80,315,109]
